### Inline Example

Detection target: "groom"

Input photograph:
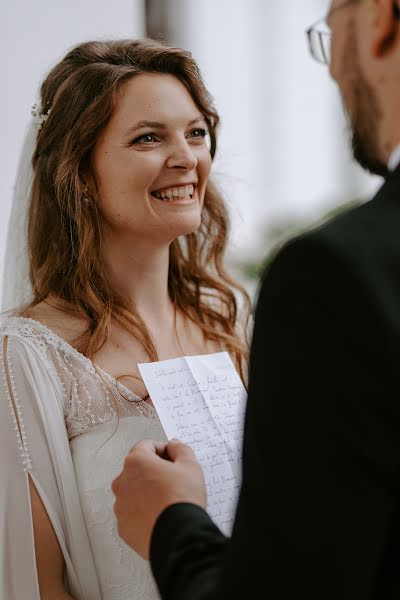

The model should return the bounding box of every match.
[112,1,400,598]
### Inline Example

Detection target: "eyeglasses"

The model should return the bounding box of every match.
[307,1,400,66]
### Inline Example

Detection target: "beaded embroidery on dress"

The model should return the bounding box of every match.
[0,315,165,600]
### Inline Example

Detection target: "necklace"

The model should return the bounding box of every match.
[173,302,187,357]
[115,374,150,403]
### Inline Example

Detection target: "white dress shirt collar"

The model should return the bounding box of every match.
[388,143,400,171]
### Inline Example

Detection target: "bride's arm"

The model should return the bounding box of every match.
[0,332,82,599]
[29,477,75,599]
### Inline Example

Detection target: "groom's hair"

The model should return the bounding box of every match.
[25,39,250,383]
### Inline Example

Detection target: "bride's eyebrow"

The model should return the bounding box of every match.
[128,120,167,134]
[124,116,206,138]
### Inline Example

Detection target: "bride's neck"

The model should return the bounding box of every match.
[101,235,173,326]
[31,236,176,337]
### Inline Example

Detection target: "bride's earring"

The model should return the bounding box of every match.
[82,188,90,205]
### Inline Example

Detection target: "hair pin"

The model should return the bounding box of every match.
[31,103,51,131]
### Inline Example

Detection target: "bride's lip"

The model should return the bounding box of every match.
[150,182,197,195]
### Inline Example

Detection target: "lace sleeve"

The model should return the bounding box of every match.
[0,333,101,599]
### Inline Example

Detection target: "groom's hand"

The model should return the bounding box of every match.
[112,439,207,559]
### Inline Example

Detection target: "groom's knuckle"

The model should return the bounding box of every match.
[185,444,195,457]
[124,454,136,471]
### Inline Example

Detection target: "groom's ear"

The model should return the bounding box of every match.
[370,0,400,57]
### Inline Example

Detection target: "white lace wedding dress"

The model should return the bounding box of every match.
[0,314,166,600]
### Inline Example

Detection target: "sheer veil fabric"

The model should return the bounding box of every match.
[2,120,35,312]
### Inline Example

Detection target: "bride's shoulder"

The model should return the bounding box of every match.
[22,297,87,346]
[0,297,86,355]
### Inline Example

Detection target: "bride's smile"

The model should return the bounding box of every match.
[150,182,196,202]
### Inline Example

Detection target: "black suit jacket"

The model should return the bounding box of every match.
[150,171,400,599]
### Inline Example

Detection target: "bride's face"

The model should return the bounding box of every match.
[92,73,212,244]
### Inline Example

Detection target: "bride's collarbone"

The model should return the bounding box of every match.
[95,328,219,395]
[25,302,221,396]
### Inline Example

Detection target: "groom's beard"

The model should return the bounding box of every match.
[342,20,389,178]
[350,82,388,178]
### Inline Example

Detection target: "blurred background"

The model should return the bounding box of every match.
[0,0,381,304]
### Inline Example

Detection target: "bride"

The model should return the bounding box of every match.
[0,39,250,599]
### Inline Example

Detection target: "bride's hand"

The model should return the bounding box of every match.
[112,439,207,559]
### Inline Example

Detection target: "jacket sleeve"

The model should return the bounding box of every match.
[150,232,400,600]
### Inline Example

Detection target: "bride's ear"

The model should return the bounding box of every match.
[79,169,89,189]
[78,168,96,198]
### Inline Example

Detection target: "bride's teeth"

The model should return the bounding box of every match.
[152,184,195,201]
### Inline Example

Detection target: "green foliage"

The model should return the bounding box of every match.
[236,198,363,282]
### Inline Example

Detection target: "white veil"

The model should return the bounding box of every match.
[1,121,36,311]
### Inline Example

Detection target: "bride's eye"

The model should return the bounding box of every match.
[187,128,208,140]
[131,133,159,145]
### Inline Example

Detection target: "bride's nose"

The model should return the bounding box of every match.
[165,139,198,170]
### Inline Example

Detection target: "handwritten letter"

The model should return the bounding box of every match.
[138,352,247,535]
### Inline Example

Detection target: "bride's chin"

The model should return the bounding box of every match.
[177,219,202,237]
[165,212,202,238]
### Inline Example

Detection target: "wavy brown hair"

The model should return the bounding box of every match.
[23,39,251,380]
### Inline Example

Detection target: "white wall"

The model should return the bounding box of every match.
[0,0,145,302]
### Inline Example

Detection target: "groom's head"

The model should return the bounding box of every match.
[328,0,400,176]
